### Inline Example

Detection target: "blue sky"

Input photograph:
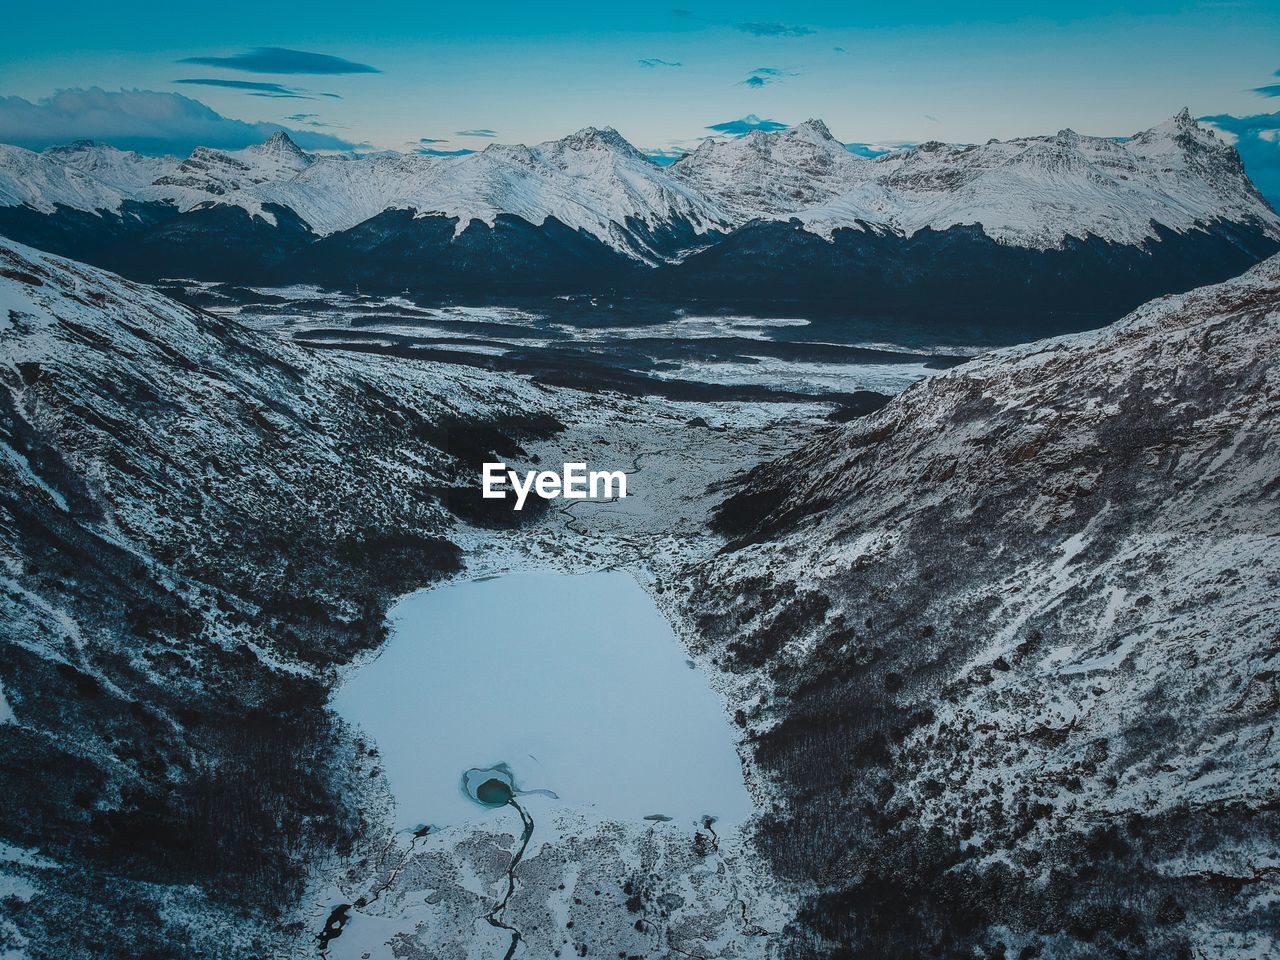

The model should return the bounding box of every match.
[1,1,1279,172]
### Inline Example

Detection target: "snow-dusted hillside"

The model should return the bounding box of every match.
[684,254,1280,957]
[0,236,566,957]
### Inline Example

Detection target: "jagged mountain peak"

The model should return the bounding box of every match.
[251,129,310,160]
[787,118,837,142]
[551,125,645,159]
[1130,108,1220,149]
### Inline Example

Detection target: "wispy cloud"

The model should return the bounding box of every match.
[738,67,795,88]
[455,128,498,137]
[734,21,815,38]
[172,78,340,100]
[284,113,345,128]
[639,58,683,68]
[1248,67,1280,97]
[706,114,787,135]
[0,87,356,154]
[408,137,470,154]
[673,9,814,38]
[925,114,941,124]
[178,47,380,75]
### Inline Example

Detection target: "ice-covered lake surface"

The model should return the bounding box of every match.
[333,571,753,832]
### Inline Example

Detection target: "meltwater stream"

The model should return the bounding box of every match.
[333,570,752,832]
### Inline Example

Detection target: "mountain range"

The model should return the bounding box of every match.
[1,111,1278,326]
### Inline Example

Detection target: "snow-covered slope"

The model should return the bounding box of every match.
[685,254,1280,957]
[0,236,566,957]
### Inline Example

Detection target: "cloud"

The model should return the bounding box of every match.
[925,114,941,124]
[172,78,340,101]
[177,47,379,75]
[1199,111,1280,207]
[0,87,357,155]
[455,128,498,137]
[415,147,475,156]
[738,66,794,88]
[734,21,815,38]
[1255,84,1280,98]
[284,113,345,129]
[416,137,447,143]
[705,114,787,135]
[833,46,846,54]
[639,58,683,68]
[674,9,814,38]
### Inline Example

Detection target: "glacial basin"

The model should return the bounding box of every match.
[332,570,752,831]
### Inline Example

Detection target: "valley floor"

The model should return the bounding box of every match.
[301,380,834,960]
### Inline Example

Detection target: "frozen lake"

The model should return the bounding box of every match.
[332,571,753,831]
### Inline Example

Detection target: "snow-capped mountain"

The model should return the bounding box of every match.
[669,118,867,217]
[688,252,1280,958]
[250,126,733,256]
[794,108,1277,248]
[2,113,1273,251]
[150,130,314,207]
[40,141,179,195]
[0,113,1276,320]
[0,134,315,219]
[0,142,137,214]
